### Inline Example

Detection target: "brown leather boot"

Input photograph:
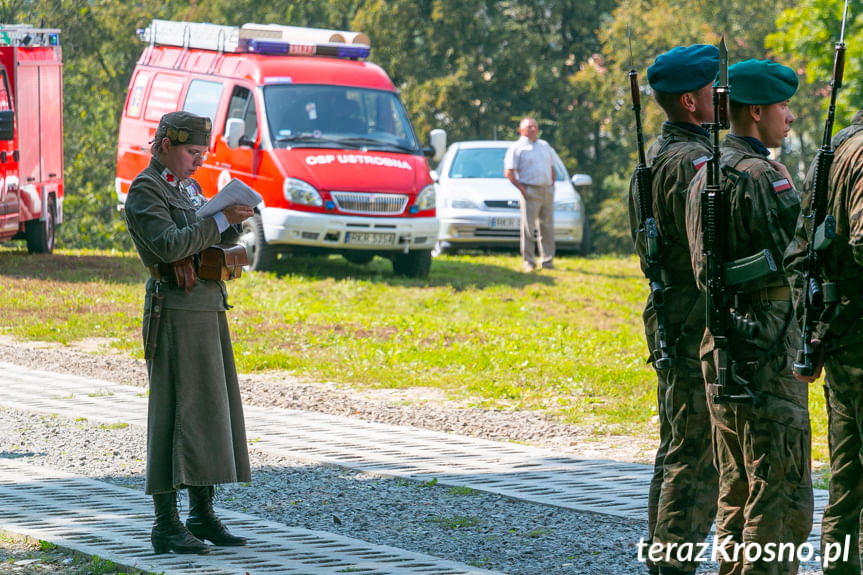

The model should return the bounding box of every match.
[151,491,210,554]
[185,485,247,546]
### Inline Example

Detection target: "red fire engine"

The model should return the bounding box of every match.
[0,25,64,253]
[116,20,445,277]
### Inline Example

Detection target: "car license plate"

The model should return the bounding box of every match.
[490,217,520,229]
[345,231,396,245]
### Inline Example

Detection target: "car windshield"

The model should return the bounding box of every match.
[448,147,568,181]
[263,84,420,152]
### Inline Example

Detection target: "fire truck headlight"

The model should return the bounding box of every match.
[415,184,435,211]
[284,178,323,207]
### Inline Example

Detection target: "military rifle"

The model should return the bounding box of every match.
[628,27,672,370]
[702,37,765,405]
[793,0,849,380]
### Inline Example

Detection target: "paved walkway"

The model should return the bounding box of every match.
[0,362,829,574]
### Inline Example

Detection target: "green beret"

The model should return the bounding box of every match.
[729,59,798,105]
[647,44,719,94]
[155,111,212,146]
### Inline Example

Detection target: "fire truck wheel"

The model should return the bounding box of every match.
[239,213,277,271]
[392,249,432,278]
[25,197,56,254]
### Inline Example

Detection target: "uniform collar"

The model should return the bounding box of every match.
[666,121,709,137]
[728,134,770,157]
[149,157,180,187]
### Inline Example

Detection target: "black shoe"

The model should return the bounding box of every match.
[151,492,210,554]
[186,485,247,546]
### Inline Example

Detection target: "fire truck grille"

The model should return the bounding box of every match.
[331,192,408,215]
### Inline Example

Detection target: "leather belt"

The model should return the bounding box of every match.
[147,263,174,281]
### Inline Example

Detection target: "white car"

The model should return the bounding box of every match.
[432,140,590,256]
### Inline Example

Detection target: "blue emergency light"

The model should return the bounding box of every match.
[244,38,369,59]
[48,33,59,46]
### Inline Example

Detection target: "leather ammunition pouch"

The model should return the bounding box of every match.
[172,256,197,293]
[198,243,248,282]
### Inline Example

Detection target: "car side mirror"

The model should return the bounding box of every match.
[0,110,13,141]
[429,129,447,163]
[224,118,246,149]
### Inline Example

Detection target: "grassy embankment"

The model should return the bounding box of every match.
[0,246,829,465]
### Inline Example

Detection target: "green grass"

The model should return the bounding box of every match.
[0,245,831,465]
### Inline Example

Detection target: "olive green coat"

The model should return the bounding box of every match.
[125,157,251,494]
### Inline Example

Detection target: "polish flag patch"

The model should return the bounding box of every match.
[692,155,710,170]
[772,178,792,193]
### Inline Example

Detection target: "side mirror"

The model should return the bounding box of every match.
[430,129,447,163]
[571,173,593,188]
[0,110,13,141]
[224,118,246,149]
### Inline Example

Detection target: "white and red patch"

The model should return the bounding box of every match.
[692,155,710,170]
[772,178,792,193]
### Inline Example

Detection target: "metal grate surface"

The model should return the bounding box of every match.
[331,192,408,215]
[0,362,828,532]
[0,459,499,575]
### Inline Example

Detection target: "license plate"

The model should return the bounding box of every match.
[345,231,396,245]
[490,217,520,229]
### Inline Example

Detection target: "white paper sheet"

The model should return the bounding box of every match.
[196,178,263,219]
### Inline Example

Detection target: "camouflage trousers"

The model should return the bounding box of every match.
[703,325,813,575]
[820,347,863,575]
[645,327,718,573]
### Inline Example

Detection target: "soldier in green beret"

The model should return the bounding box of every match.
[785,110,863,574]
[686,59,813,574]
[629,44,719,575]
[125,111,255,554]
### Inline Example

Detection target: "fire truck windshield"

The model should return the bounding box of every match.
[264,85,420,152]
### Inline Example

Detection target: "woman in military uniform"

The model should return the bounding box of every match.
[124,111,254,555]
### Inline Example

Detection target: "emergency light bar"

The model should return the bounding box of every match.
[244,39,370,59]
[0,25,61,47]
[139,19,370,58]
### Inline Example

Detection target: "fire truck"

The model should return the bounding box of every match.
[0,25,64,254]
[116,20,445,277]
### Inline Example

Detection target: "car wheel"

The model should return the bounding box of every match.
[392,249,432,278]
[26,196,55,254]
[239,213,277,271]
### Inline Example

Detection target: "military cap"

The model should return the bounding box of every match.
[729,59,798,105]
[154,111,212,146]
[647,44,719,94]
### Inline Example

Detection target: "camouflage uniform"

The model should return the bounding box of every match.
[629,122,718,573]
[784,110,863,575]
[686,134,813,575]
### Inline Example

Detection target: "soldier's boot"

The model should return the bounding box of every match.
[151,491,210,554]
[186,485,248,546]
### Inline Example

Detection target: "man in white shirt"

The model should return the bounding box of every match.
[504,117,557,271]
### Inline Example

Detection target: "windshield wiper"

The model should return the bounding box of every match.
[338,137,416,153]
[274,134,346,146]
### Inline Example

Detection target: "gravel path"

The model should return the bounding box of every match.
[0,338,657,574]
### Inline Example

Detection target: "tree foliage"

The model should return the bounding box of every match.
[3,0,839,254]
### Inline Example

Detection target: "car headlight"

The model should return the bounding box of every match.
[415,184,436,211]
[554,201,581,214]
[284,178,323,206]
[448,197,479,209]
